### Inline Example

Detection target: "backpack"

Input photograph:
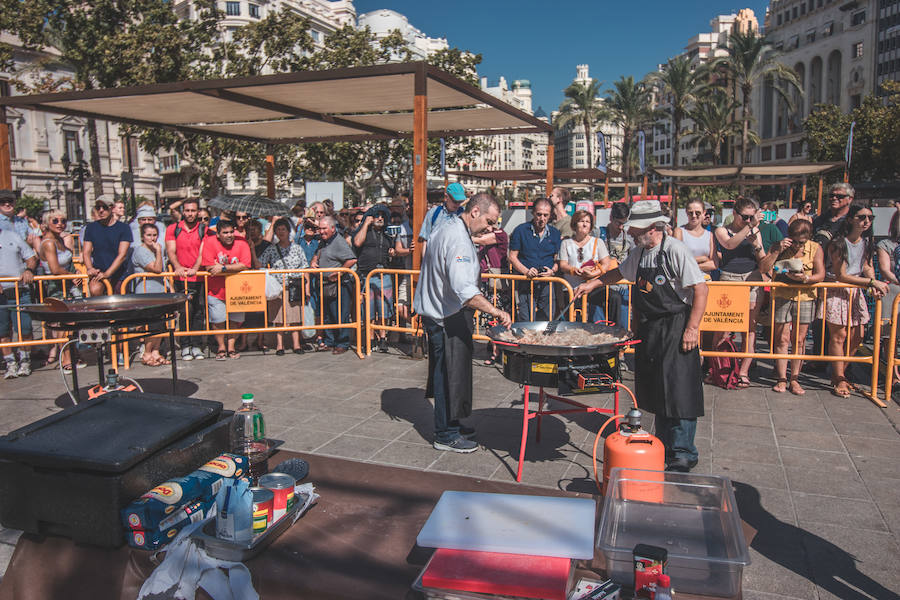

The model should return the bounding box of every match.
[705,334,741,390]
[174,222,207,240]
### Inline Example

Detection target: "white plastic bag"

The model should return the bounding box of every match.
[264,271,283,300]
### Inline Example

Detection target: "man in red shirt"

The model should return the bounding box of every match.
[165,198,208,361]
[201,219,251,360]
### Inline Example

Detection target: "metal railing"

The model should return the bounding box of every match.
[118,268,364,362]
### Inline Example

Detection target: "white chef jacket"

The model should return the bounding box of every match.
[413,216,481,325]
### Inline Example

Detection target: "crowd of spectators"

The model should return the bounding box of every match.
[0,182,895,398]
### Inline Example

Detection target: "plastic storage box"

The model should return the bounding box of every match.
[0,392,228,547]
[596,468,750,597]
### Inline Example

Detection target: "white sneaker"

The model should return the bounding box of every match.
[191,347,205,360]
[3,361,17,379]
[181,347,194,361]
[16,361,31,377]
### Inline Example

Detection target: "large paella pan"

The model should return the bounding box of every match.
[486,321,636,357]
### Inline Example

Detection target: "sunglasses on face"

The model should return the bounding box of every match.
[96,206,109,212]
[856,214,874,222]
[236,215,249,221]
[687,210,702,216]
[738,213,755,220]
[831,193,849,199]
[200,216,210,221]
[0,200,14,207]
[51,218,67,225]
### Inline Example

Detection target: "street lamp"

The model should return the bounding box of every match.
[61,148,89,221]
[45,176,67,212]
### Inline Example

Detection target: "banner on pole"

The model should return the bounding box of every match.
[637,130,646,175]
[440,138,446,178]
[596,131,607,173]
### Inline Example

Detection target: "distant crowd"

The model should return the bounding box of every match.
[0,181,896,398]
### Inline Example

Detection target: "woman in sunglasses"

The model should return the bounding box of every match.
[714,197,768,388]
[760,219,824,395]
[558,210,613,322]
[674,199,717,275]
[789,200,815,225]
[824,203,887,397]
[38,210,83,371]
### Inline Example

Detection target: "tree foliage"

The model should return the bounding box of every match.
[804,80,900,183]
[555,78,608,170]
[647,56,707,172]
[688,91,746,165]
[605,75,655,186]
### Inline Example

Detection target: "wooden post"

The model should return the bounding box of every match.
[603,176,609,207]
[817,176,824,215]
[788,185,793,209]
[545,134,554,198]
[412,64,428,271]
[801,179,807,209]
[642,174,648,202]
[0,104,11,190]
[0,122,10,190]
[265,147,275,199]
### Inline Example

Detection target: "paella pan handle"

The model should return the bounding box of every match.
[492,340,520,348]
[615,339,641,348]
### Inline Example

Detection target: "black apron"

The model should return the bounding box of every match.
[632,237,704,419]
[424,309,475,420]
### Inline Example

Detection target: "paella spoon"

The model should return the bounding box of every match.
[543,296,578,335]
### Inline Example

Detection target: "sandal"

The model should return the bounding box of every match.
[483,356,498,366]
[215,350,228,361]
[736,375,751,389]
[789,378,805,396]
[227,351,240,360]
[832,377,852,398]
[772,378,787,393]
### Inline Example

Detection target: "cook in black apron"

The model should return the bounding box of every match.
[632,236,704,470]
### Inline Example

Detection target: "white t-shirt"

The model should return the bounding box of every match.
[557,236,609,287]
[618,236,705,305]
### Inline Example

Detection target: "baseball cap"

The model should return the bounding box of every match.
[445,182,466,202]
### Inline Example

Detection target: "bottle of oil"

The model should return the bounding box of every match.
[229,393,269,484]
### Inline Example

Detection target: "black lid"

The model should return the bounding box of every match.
[0,392,222,472]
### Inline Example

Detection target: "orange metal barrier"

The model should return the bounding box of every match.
[882,293,900,401]
[0,274,111,352]
[118,268,364,363]
[363,270,576,355]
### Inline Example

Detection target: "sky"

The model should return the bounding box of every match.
[354,0,769,115]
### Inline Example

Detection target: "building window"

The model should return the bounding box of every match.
[761,146,772,161]
[248,3,259,18]
[777,14,782,25]
[63,130,80,160]
[225,1,240,16]
[823,21,834,37]
[850,94,861,108]
[310,29,320,42]
[851,10,866,26]
[807,29,816,43]
[121,136,140,170]
[789,35,799,49]
[775,143,787,160]
[792,6,798,19]
[791,141,803,157]
[852,42,864,58]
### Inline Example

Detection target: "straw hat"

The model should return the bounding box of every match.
[624,200,670,230]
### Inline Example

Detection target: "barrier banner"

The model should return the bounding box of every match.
[225,273,266,312]
[701,286,750,332]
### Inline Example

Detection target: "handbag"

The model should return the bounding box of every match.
[264,272,283,300]
[274,243,303,303]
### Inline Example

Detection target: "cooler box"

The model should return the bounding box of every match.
[0,392,229,547]
[596,468,751,597]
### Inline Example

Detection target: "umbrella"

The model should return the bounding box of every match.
[208,194,291,217]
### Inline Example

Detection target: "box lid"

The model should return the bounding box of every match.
[0,392,222,472]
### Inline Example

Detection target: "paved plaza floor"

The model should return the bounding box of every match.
[0,343,898,599]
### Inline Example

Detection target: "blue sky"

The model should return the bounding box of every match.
[355,1,769,114]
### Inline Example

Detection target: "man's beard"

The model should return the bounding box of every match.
[634,231,655,249]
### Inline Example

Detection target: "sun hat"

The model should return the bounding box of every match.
[624,200,670,230]
[135,205,156,219]
[445,182,466,202]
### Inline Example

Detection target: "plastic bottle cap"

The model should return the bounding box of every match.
[241,393,254,403]
[658,574,671,586]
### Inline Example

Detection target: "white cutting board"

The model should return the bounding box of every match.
[416,491,596,559]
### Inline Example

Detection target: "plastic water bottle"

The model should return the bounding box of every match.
[655,574,673,600]
[230,393,269,483]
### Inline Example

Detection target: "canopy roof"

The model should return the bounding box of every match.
[448,166,622,182]
[0,62,551,143]
[653,161,844,180]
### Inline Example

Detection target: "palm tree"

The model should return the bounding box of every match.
[713,30,801,166]
[606,75,655,197]
[555,78,608,168]
[647,56,707,173]
[688,91,748,165]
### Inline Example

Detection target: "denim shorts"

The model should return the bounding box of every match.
[207,295,245,325]
[0,288,32,338]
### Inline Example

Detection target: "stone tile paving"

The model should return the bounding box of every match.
[0,346,898,600]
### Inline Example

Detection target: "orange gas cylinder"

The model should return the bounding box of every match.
[602,409,665,502]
